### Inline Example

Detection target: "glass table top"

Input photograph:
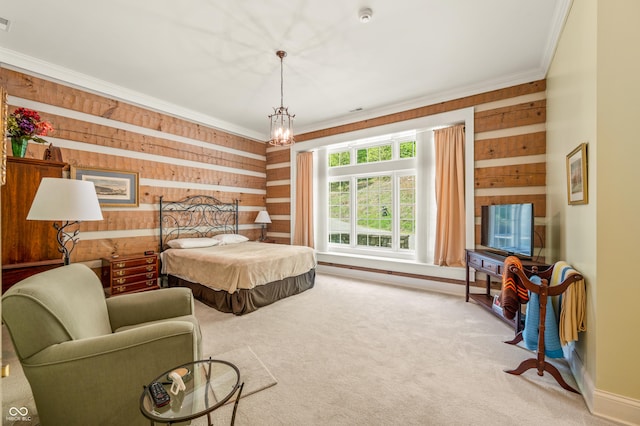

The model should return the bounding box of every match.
[140,358,241,423]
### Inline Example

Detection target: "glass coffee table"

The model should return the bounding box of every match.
[140,358,244,426]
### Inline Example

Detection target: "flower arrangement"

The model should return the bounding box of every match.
[7,107,54,143]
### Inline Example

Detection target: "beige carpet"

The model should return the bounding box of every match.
[2,272,618,425]
[206,345,278,404]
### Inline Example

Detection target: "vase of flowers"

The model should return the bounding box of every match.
[6,107,54,158]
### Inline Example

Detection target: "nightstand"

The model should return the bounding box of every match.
[102,253,159,296]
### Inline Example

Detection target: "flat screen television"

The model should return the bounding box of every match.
[480,203,534,259]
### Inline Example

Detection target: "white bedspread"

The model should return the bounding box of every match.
[161,242,316,293]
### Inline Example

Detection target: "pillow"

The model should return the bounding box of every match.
[212,233,249,245]
[167,238,220,249]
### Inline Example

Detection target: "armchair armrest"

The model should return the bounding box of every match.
[26,320,196,365]
[106,287,195,331]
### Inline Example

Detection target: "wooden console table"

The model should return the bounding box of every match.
[465,249,547,334]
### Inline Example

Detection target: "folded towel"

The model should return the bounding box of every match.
[499,256,529,320]
[551,262,587,345]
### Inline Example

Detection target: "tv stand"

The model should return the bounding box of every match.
[485,249,532,261]
[465,249,547,334]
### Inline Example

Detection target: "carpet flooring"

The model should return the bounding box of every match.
[207,345,278,403]
[2,272,618,425]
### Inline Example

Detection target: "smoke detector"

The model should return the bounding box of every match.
[359,8,373,23]
[0,17,10,32]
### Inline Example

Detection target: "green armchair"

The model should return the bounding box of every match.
[2,263,202,426]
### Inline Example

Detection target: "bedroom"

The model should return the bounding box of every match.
[1,0,639,424]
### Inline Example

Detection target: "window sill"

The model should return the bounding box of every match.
[316,251,466,282]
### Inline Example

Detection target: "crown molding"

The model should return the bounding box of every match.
[0,47,265,142]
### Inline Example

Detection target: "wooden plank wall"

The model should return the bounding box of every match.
[266,80,547,258]
[1,68,267,265]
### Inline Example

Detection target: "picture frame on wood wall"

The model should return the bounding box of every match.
[566,143,588,205]
[71,166,139,207]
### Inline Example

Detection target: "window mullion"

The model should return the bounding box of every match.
[350,176,357,249]
[392,173,399,252]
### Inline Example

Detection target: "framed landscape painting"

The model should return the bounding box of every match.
[71,166,139,207]
[566,143,588,205]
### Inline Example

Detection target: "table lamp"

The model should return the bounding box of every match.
[254,210,271,241]
[27,178,104,265]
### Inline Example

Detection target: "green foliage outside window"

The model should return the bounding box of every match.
[328,180,350,245]
[357,144,392,164]
[329,151,351,167]
[400,140,416,158]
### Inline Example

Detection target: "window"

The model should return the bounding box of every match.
[328,180,351,244]
[326,131,418,257]
[356,175,392,248]
[400,140,416,158]
[328,151,350,167]
[357,144,392,164]
[398,174,416,249]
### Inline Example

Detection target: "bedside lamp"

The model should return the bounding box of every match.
[254,210,272,242]
[27,178,103,265]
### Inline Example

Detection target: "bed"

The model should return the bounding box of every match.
[159,195,316,315]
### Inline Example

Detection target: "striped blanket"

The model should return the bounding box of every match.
[499,256,529,320]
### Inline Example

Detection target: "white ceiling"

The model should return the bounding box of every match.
[0,0,571,141]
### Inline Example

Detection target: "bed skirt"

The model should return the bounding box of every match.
[167,268,316,315]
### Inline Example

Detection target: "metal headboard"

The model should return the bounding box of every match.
[159,195,239,252]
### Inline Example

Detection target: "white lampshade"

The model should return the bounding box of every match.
[27,178,104,221]
[254,210,272,224]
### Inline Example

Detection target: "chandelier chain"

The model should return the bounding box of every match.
[280,53,284,108]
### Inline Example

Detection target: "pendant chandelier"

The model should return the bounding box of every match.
[268,50,295,146]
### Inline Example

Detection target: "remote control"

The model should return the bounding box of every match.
[148,381,170,408]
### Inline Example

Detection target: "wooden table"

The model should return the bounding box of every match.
[465,249,547,334]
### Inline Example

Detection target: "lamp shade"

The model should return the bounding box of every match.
[27,178,104,221]
[254,210,272,224]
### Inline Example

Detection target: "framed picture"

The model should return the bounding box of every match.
[71,166,139,207]
[566,143,588,205]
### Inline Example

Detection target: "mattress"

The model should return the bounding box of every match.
[161,241,317,293]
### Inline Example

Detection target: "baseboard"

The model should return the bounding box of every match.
[592,389,640,425]
[565,342,640,425]
[316,264,464,296]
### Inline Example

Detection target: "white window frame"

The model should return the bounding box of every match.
[328,169,416,260]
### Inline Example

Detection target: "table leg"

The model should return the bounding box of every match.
[465,261,470,302]
[230,382,244,426]
[485,274,491,296]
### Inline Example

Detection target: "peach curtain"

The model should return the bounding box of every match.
[433,124,465,266]
[293,151,314,248]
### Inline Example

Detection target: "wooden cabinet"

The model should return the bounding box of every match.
[2,157,67,292]
[102,254,159,296]
[465,249,548,334]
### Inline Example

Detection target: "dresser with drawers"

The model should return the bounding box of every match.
[101,253,159,296]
